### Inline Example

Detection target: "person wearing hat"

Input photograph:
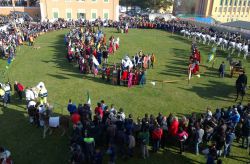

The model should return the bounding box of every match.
[38,85,48,105]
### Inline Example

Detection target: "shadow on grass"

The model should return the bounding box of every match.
[227,155,250,163]
[169,35,192,45]
[0,106,69,164]
[116,142,204,164]
[41,34,119,87]
[179,80,235,101]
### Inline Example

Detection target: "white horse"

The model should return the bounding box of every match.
[180,29,190,38]
[205,34,211,45]
[190,32,196,40]
[222,39,229,51]
[216,38,223,48]
[25,82,47,102]
[180,29,186,36]
[209,35,217,46]
[185,31,191,39]
[228,41,236,54]
[201,34,207,45]
[242,44,249,59]
[195,32,202,42]
[235,42,242,57]
[25,88,38,102]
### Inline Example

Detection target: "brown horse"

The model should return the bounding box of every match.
[42,107,70,138]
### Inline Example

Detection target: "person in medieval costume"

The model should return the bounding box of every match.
[38,82,48,105]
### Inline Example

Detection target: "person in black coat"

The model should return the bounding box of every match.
[242,115,250,150]
[235,71,247,102]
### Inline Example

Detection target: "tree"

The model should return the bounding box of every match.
[119,0,174,13]
[145,0,174,12]
[119,0,130,11]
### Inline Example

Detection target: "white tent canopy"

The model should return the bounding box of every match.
[148,13,176,21]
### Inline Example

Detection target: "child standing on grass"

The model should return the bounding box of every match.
[219,61,225,78]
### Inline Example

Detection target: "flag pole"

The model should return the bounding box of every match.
[188,66,191,85]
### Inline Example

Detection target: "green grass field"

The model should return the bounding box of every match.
[0,28,249,164]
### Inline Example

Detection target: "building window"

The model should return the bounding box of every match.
[92,0,97,2]
[104,0,109,2]
[239,0,242,5]
[66,9,72,19]
[220,0,224,5]
[248,0,250,6]
[230,0,233,5]
[225,0,228,5]
[91,9,97,20]
[238,7,241,11]
[243,0,247,5]
[235,0,238,5]
[53,12,59,19]
[247,7,250,12]
[77,9,86,19]
[233,7,237,11]
[215,7,217,12]
[228,7,232,11]
[103,9,109,19]
[224,7,227,11]
[219,7,223,12]
[77,13,86,19]
[52,9,59,19]
[92,13,97,19]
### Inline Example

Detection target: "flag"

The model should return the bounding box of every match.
[188,67,192,84]
[87,91,91,105]
[92,55,99,66]
[208,53,214,63]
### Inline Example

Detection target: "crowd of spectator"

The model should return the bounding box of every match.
[0,15,250,164]
[67,100,250,164]
[0,0,38,7]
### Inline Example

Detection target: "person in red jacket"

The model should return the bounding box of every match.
[177,127,189,154]
[14,81,24,100]
[169,117,179,137]
[94,103,103,119]
[152,124,163,152]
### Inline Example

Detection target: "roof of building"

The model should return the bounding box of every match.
[221,21,250,30]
